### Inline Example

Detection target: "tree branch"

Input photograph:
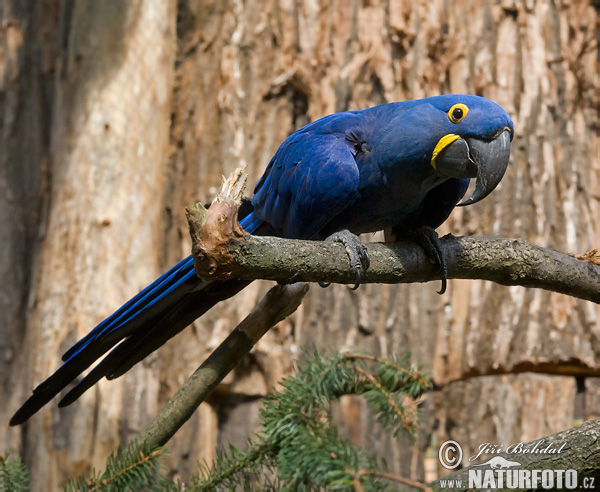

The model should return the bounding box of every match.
[191,233,600,304]
[183,166,599,304]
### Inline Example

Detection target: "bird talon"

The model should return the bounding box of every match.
[351,271,361,290]
[324,229,370,289]
[412,226,448,295]
[361,248,371,271]
[319,281,331,288]
[436,278,447,295]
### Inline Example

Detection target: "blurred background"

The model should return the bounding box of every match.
[1,0,598,489]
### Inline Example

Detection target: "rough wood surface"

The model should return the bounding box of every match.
[187,231,600,304]
[433,373,577,474]
[0,0,59,471]
[1,0,598,488]
[1,1,176,489]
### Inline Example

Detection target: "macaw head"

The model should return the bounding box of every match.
[424,94,514,205]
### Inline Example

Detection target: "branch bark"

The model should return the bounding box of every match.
[190,232,600,304]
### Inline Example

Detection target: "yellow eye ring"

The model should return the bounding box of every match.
[448,103,469,124]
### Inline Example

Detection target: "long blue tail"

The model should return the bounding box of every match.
[10,209,264,425]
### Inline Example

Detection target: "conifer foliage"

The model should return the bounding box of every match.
[0,453,29,491]
[195,351,431,490]
[6,351,431,491]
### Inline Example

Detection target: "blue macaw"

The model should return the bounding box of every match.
[11,94,513,425]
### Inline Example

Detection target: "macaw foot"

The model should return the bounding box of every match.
[319,229,370,290]
[413,226,448,295]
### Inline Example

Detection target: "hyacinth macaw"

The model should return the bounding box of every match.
[11,94,513,425]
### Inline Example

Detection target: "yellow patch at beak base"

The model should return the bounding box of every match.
[431,134,461,170]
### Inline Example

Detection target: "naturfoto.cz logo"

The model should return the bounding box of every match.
[437,440,594,490]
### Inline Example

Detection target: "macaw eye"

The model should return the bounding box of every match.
[448,103,469,124]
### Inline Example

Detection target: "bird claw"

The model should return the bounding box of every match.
[413,226,448,295]
[320,230,370,289]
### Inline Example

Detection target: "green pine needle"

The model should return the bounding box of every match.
[195,350,431,490]
[8,350,431,491]
[0,453,30,492]
[63,444,168,491]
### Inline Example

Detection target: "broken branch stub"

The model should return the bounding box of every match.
[186,166,249,280]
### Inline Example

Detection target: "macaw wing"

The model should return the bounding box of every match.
[252,116,362,240]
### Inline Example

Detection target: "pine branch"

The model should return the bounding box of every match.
[353,365,416,435]
[64,445,168,492]
[343,352,431,393]
[0,453,30,492]
[99,448,165,489]
[194,443,275,490]
[193,351,432,490]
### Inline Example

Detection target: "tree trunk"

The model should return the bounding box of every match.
[1,0,598,488]
[2,1,176,489]
[0,0,58,479]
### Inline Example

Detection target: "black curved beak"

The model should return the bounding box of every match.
[434,129,512,206]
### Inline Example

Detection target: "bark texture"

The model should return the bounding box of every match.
[186,230,600,304]
[1,1,177,489]
[0,0,58,474]
[1,0,598,488]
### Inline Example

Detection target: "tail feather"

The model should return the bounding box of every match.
[62,256,196,361]
[10,260,202,426]
[10,350,107,425]
[58,279,251,407]
[105,279,251,380]
[11,208,265,426]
